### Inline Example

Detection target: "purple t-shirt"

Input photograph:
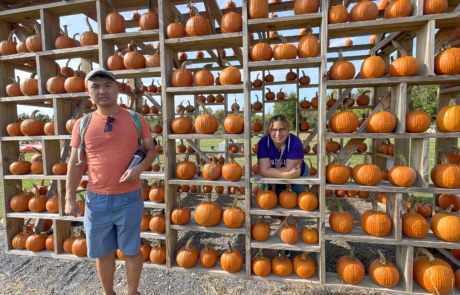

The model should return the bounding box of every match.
[257,134,306,175]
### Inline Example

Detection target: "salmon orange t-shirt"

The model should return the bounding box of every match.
[70,108,151,194]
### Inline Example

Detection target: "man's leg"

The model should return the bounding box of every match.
[125,251,143,295]
[96,252,116,295]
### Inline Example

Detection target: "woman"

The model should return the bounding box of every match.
[257,114,310,195]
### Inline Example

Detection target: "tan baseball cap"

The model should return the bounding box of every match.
[84,68,116,85]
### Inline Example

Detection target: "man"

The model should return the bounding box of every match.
[65,68,157,295]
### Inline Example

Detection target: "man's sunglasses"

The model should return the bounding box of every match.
[104,116,115,133]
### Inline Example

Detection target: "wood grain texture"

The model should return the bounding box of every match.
[251,235,320,252]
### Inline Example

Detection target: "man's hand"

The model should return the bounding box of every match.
[65,198,82,217]
[119,165,142,183]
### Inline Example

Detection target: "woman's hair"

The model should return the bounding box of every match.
[265,114,291,135]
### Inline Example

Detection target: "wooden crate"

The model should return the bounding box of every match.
[1,0,460,293]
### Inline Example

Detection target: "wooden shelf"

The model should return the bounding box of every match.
[251,272,320,283]
[325,227,395,244]
[2,135,71,141]
[400,233,460,249]
[251,236,320,252]
[166,84,244,94]
[4,174,67,180]
[0,92,88,103]
[327,74,460,88]
[328,13,460,38]
[440,85,460,94]
[168,263,246,277]
[376,153,394,159]
[170,219,245,234]
[248,13,322,32]
[37,45,99,60]
[102,30,160,44]
[250,205,320,218]
[0,52,36,62]
[140,172,164,180]
[248,58,322,71]
[250,175,320,185]
[143,201,165,209]
[263,98,299,104]
[168,134,245,140]
[7,212,83,222]
[111,68,161,79]
[325,131,460,139]
[140,231,166,240]
[168,177,246,187]
[165,32,243,51]
[6,249,56,258]
[325,182,460,194]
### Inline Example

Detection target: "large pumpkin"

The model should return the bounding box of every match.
[329,201,354,234]
[251,217,271,241]
[349,0,379,22]
[224,106,244,134]
[272,250,293,276]
[186,5,211,36]
[406,100,431,133]
[352,159,383,186]
[326,155,351,184]
[195,100,218,134]
[175,150,196,179]
[297,27,319,58]
[105,0,126,33]
[199,242,218,268]
[193,64,214,86]
[431,151,460,188]
[123,40,146,69]
[329,49,356,80]
[255,185,277,209]
[294,0,320,14]
[436,98,460,132]
[223,192,245,228]
[172,61,193,87]
[279,218,299,245]
[176,236,199,268]
[360,49,386,79]
[25,24,42,52]
[423,0,448,14]
[248,0,269,18]
[64,72,85,93]
[221,11,242,33]
[20,110,44,136]
[413,248,454,295]
[171,195,191,225]
[431,205,460,242]
[252,249,271,277]
[369,249,400,288]
[80,16,98,46]
[139,0,159,30]
[360,196,392,236]
[384,0,413,18]
[20,72,39,96]
[166,17,186,38]
[388,155,417,187]
[366,107,397,133]
[328,4,348,24]
[202,155,222,180]
[402,198,429,239]
[220,59,241,85]
[389,41,419,77]
[220,242,243,273]
[195,194,223,226]
[55,25,77,49]
[329,102,359,133]
[273,34,297,60]
[249,30,273,61]
[171,107,193,134]
[336,243,365,284]
[222,152,243,181]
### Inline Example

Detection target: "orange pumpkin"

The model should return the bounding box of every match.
[336,243,365,284]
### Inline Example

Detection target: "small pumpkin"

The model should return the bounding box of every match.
[328,4,349,24]
[12,226,32,249]
[6,76,23,97]
[329,49,356,80]
[221,241,243,273]
[352,156,383,186]
[251,217,270,241]
[105,0,126,34]
[279,217,300,245]
[349,0,379,22]
[175,149,197,179]
[384,0,413,18]
[436,98,460,132]
[297,26,319,58]
[329,200,354,234]
[388,154,417,187]
[255,184,278,209]
[166,16,186,38]
[413,247,454,294]
[293,252,316,279]
[423,0,448,15]
[406,100,431,133]
[272,250,293,276]
[195,194,223,226]
[199,242,218,268]
[55,25,77,49]
[366,104,397,133]
[220,59,241,85]
[326,154,351,184]
[389,40,419,77]
[176,236,199,268]
[223,192,245,228]
[294,0,320,14]
[9,153,32,175]
[431,151,460,188]
[361,49,386,79]
[221,10,242,33]
[273,34,297,60]
[252,248,271,277]
[171,194,191,225]
[80,15,98,46]
[149,210,166,233]
[150,240,166,264]
[360,195,392,236]
[139,0,159,30]
[186,3,211,36]
[402,197,429,239]
[369,249,400,288]
[20,72,39,96]
[248,0,269,19]
[330,100,360,133]
[336,243,365,284]
[195,100,218,134]
[25,24,42,52]
[222,152,243,181]
[171,107,193,134]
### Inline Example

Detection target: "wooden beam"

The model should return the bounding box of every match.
[185,139,211,163]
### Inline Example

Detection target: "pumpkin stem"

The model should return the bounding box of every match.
[337,49,344,62]
[181,60,192,69]
[377,249,387,265]
[302,252,310,260]
[308,158,313,167]
[336,199,344,213]
[32,24,41,35]
[258,248,265,258]
[396,153,408,166]
[196,100,207,114]
[107,0,118,12]
[279,250,286,260]
[273,33,287,44]
[232,191,239,209]
[84,15,93,32]
[283,216,289,227]
[392,40,408,57]
[226,241,234,254]
[205,193,212,203]
[444,204,454,214]
[448,98,457,106]
[228,151,235,164]
[183,148,191,162]
[415,247,435,263]
[255,29,265,43]
[204,241,210,252]
[32,184,40,197]
[177,193,183,208]
[286,184,292,192]
[348,242,356,260]
[409,197,418,215]
[370,193,378,212]
[148,0,152,12]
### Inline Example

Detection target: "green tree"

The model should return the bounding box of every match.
[214,109,226,132]
[410,85,437,122]
[273,91,297,127]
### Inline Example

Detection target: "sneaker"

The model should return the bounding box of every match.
[279,250,291,258]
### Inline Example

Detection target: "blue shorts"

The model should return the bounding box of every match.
[260,165,310,195]
[84,188,143,259]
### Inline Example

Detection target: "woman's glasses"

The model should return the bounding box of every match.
[104,116,115,132]
[270,128,287,134]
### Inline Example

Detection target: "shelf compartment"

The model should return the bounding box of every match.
[170,219,245,234]
[325,131,460,139]
[325,182,460,194]
[164,32,243,51]
[250,205,320,218]
[248,58,321,71]
[143,201,165,209]
[0,52,36,62]
[168,177,245,187]
[325,227,395,244]
[168,134,245,140]
[376,153,394,159]
[102,30,160,44]
[400,233,460,249]
[326,272,409,295]
[328,12,460,38]
[248,13,322,32]
[250,175,320,185]
[251,236,320,252]
[0,92,88,103]
[140,232,165,240]
[326,74,460,88]
[166,84,244,94]
[168,263,246,277]
[252,272,320,283]
[7,211,83,222]
[111,68,161,79]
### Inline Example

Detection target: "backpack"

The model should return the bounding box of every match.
[76,109,142,165]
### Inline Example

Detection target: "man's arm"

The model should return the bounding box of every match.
[258,158,302,178]
[119,137,157,182]
[65,147,84,217]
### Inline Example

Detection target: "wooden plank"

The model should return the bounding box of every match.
[37,45,99,59]
[168,263,246,277]
[248,58,322,71]
[164,32,243,51]
[54,219,70,254]
[2,135,71,141]
[250,175,320,185]
[41,140,60,176]
[101,30,160,44]
[247,13,322,32]
[4,175,67,180]
[185,139,210,163]
[325,227,396,244]
[168,176,245,187]
[386,193,402,241]
[400,233,460,249]
[143,201,166,209]
[440,85,460,94]
[325,131,460,139]
[170,219,245,234]
[110,68,161,79]
[326,272,408,295]
[251,235,320,252]
[416,20,435,76]
[140,232,166,240]
[438,248,460,268]
[168,134,245,140]
[96,1,113,68]
[410,138,430,188]
[396,246,413,293]
[40,9,59,51]
[7,212,85,221]
[327,74,460,88]
[249,205,320,218]
[166,84,244,94]
[252,272,319,283]
[326,181,460,194]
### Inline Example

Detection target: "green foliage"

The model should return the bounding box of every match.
[273,91,297,127]
[214,109,226,133]
[410,85,437,122]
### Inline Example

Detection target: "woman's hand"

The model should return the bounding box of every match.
[286,165,301,178]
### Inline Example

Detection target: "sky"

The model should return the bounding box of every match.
[14,0,395,117]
